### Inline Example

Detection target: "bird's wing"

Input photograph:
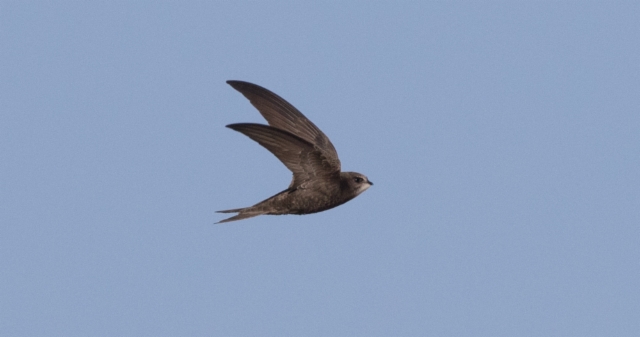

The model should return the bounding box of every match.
[227,123,340,187]
[226,80,341,172]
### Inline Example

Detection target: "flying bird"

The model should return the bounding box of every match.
[217,80,373,223]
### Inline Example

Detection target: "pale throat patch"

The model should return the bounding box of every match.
[355,183,371,195]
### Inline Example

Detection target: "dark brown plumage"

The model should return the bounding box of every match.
[217,81,372,224]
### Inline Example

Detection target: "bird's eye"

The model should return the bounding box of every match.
[354,177,363,183]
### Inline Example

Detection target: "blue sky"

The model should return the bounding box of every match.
[1,2,639,336]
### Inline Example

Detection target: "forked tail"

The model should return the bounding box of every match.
[215,207,264,224]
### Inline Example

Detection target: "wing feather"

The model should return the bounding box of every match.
[227,123,340,187]
[227,80,341,172]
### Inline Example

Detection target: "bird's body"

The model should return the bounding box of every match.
[217,81,372,224]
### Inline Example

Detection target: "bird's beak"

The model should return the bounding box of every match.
[368,180,374,186]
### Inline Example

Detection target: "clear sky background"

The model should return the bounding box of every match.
[1,2,639,336]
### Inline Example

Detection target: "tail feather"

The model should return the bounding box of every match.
[215,207,265,224]
[215,212,262,224]
[216,208,245,214]
[216,188,289,224]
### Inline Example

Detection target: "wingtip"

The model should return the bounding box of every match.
[227,80,270,93]
[226,80,249,88]
[225,123,253,131]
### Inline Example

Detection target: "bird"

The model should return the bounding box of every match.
[216,80,373,224]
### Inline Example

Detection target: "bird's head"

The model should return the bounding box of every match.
[341,172,373,196]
